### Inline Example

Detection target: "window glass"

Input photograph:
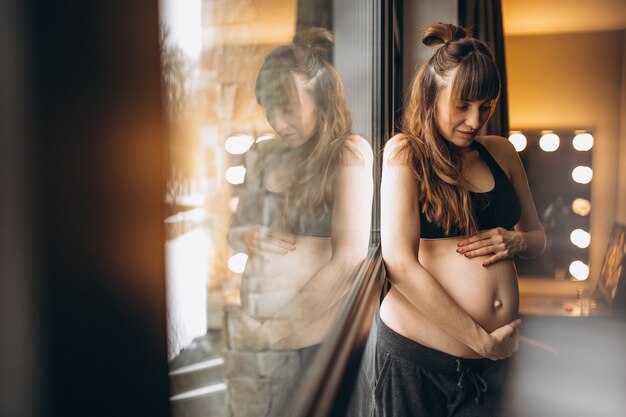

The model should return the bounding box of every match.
[160,1,374,415]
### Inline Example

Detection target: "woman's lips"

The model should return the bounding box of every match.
[458,130,477,139]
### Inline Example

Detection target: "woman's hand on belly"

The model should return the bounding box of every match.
[238,225,297,258]
[477,318,522,360]
[457,227,527,267]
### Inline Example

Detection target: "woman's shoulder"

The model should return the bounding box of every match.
[475,135,519,174]
[476,135,518,159]
[341,134,373,166]
[383,133,412,166]
[344,134,372,155]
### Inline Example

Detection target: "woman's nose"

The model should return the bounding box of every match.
[465,108,481,129]
[269,114,288,131]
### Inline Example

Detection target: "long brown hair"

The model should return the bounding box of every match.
[394,22,500,235]
[255,27,354,232]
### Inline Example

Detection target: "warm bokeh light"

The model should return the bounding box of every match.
[572,166,593,184]
[256,133,275,143]
[539,132,560,152]
[508,132,527,152]
[228,253,248,273]
[571,198,591,216]
[573,132,594,151]
[570,229,591,249]
[569,260,589,281]
[225,166,246,185]
[225,134,255,154]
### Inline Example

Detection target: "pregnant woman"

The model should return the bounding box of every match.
[227,27,373,416]
[375,23,546,416]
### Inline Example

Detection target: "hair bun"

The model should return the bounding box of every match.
[422,22,467,47]
[293,27,334,59]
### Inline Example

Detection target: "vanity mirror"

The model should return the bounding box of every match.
[503,0,626,283]
[512,129,593,280]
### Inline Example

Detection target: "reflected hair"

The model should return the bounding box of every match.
[255,27,354,232]
[394,22,500,235]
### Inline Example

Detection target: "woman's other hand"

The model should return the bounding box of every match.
[232,225,297,257]
[238,311,269,350]
[456,227,527,267]
[477,318,522,360]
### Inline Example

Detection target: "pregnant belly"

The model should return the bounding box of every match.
[241,236,332,319]
[380,238,519,358]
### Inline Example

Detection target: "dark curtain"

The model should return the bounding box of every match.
[459,0,509,137]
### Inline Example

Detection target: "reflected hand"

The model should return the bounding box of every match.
[241,225,297,257]
[239,312,269,350]
[239,312,296,349]
[478,318,521,360]
[457,227,526,267]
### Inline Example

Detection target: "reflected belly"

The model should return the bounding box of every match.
[241,236,332,318]
[381,238,519,358]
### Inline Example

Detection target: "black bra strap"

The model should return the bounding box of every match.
[472,140,508,184]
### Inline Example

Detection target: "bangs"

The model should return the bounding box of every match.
[255,48,298,111]
[450,51,500,104]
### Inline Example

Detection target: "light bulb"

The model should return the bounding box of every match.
[228,253,248,273]
[570,229,591,249]
[225,134,255,154]
[508,132,527,152]
[573,132,593,151]
[539,132,560,152]
[572,166,593,184]
[226,166,246,185]
[569,261,589,281]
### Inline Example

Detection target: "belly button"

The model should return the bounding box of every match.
[493,299,502,309]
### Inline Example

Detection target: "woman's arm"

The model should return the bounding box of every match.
[381,136,520,360]
[227,141,297,257]
[228,225,297,257]
[457,136,546,266]
[507,137,547,259]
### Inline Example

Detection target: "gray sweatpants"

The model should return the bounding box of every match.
[350,313,510,417]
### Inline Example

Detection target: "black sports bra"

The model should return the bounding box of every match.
[420,141,521,239]
[233,141,332,238]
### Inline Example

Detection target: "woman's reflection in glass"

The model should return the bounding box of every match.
[226,27,373,416]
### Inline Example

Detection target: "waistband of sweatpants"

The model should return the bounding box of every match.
[375,311,500,375]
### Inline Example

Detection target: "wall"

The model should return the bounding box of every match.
[402,0,457,93]
[506,31,625,283]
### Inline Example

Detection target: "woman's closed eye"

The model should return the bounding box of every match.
[456,102,493,110]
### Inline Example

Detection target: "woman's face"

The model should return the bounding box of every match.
[435,68,494,148]
[264,74,318,148]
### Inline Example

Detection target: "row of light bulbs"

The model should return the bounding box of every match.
[508,130,594,153]
[509,131,594,184]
